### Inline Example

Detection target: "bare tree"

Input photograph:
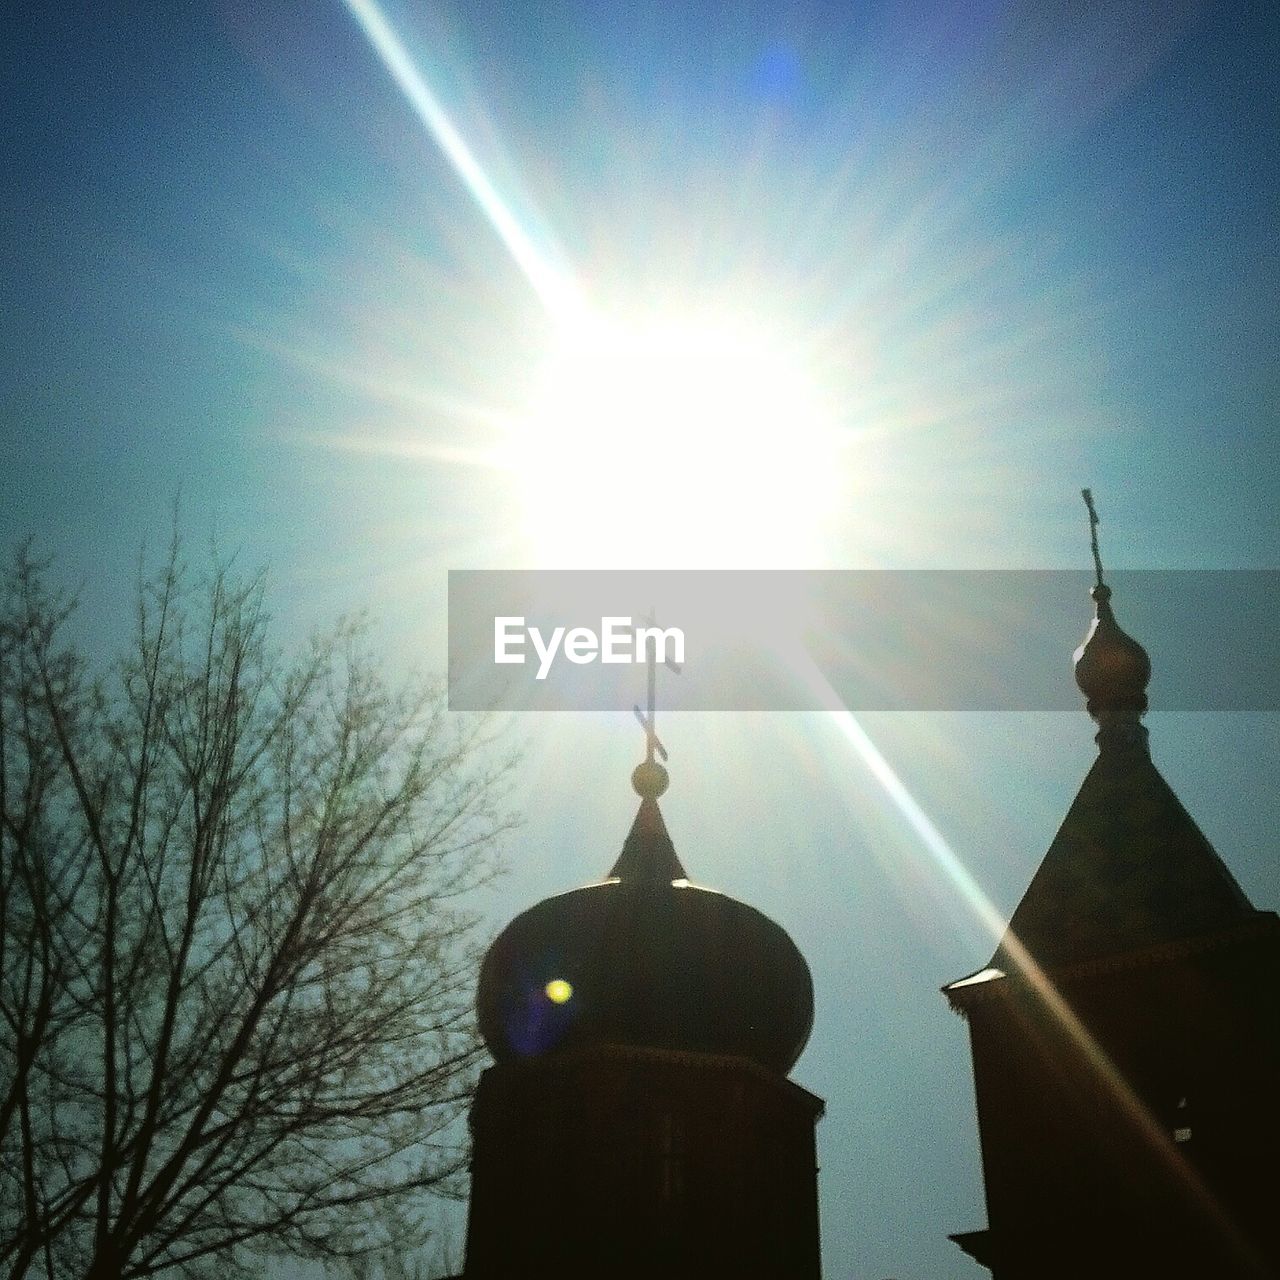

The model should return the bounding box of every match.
[325,1201,462,1280]
[0,545,509,1280]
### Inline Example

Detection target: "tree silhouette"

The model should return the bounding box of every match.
[0,545,510,1280]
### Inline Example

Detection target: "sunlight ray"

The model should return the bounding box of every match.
[341,0,584,324]
[287,430,510,470]
[237,328,524,431]
[826,706,1007,939]
[793,658,1258,1266]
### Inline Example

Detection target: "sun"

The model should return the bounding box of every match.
[509,312,843,568]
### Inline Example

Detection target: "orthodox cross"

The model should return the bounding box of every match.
[632,610,682,765]
[1082,487,1106,589]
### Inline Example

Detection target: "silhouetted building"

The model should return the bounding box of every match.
[945,580,1280,1278]
[463,759,822,1278]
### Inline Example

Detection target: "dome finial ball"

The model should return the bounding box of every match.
[631,760,669,799]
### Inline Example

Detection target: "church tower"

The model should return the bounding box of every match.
[945,501,1280,1278]
[462,755,823,1278]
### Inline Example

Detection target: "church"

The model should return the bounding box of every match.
[463,745,821,1279]
[944,555,1280,1277]
[455,518,1279,1278]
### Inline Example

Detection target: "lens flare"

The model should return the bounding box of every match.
[340,0,583,323]
[544,978,573,1004]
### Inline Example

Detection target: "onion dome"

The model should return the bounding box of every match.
[1071,488,1152,747]
[946,495,1257,993]
[476,764,814,1075]
[1072,583,1151,730]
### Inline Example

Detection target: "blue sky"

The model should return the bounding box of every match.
[3,2,1278,1277]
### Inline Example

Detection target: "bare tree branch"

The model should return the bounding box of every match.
[0,542,511,1280]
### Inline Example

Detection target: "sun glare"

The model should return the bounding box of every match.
[511,314,842,568]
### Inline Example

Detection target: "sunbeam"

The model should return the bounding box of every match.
[798,660,1262,1272]
[340,0,585,324]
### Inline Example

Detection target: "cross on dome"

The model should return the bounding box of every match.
[630,609,681,800]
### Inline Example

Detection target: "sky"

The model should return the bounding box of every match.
[2,1,1278,1277]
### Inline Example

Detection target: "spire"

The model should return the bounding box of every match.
[1073,489,1151,751]
[608,614,686,881]
[973,491,1257,975]
[608,759,687,881]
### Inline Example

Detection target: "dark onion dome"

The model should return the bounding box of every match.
[476,763,814,1075]
[1072,583,1151,722]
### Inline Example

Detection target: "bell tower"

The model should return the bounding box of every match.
[462,752,823,1278]
[945,496,1280,1278]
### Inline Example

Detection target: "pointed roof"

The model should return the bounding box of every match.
[608,794,687,881]
[954,532,1259,989]
[991,738,1256,972]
